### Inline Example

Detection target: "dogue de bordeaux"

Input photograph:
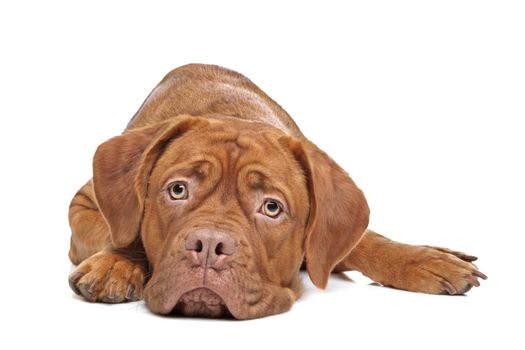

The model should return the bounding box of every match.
[68,64,486,319]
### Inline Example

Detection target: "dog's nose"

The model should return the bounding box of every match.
[184,230,236,269]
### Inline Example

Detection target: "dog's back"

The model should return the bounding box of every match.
[126,64,301,136]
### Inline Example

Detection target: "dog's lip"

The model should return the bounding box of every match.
[158,284,243,319]
[170,287,232,318]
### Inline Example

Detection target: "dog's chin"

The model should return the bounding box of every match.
[170,288,233,319]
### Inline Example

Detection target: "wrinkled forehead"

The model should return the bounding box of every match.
[154,122,306,193]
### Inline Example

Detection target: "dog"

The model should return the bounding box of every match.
[68,64,486,319]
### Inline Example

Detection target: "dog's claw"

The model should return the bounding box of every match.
[107,283,116,299]
[78,281,97,302]
[473,270,488,280]
[102,283,118,303]
[125,285,138,301]
[102,283,125,303]
[465,275,480,288]
[68,272,84,295]
[440,280,458,295]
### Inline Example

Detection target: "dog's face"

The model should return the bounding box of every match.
[142,119,310,318]
[93,115,369,319]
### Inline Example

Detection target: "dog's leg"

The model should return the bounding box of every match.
[334,230,487,294]
[68,180,110,265]
[68,181,147,303]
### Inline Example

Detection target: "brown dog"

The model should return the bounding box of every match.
[68,64,486,319]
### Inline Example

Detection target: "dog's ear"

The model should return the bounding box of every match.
[281,136,370,289]
[93,115,209,248]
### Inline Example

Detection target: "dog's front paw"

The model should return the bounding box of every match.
[387,246,487,295]
[69,253,145,303]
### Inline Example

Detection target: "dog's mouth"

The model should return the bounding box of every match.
[144,266,248,319]
[144,266,295,320]
[170,288,233,319]
[144,259,267,319]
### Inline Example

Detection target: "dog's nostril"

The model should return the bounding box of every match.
[184,230,236,268]
[215,242,224,256]
[195,240,203,253]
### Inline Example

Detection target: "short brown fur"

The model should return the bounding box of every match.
[68,64,486,319]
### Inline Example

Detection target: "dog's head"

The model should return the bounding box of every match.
[93,115,369,319]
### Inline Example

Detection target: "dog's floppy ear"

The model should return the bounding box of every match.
[281,136,370,289]
[93,115,208,248]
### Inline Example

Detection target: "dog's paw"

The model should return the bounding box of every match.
[388,246,487,295]
[383,246,487,295]
[68,253,145,303]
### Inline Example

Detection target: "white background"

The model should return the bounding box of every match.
[1,1,523,349]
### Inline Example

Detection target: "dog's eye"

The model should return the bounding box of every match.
[263,199,282,217]
[168,182,188,200]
